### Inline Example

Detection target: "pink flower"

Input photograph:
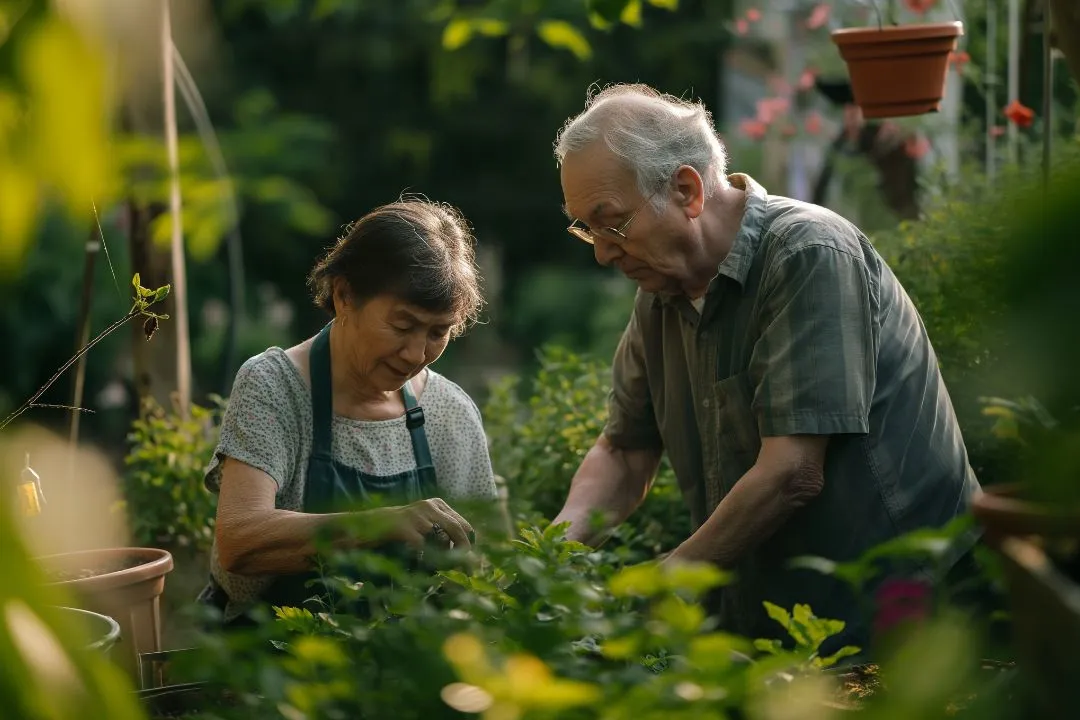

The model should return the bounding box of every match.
[874,578,932,637]
[735,18,749,35]
[755,96,790,124]
[904,134,931,159]
[768,74,791,97]
[949,50,970,71]
[804,110,823,135]
[739,118,768,140]
[989,125,1006,138]
[746,8,761,21]
[797,68,817,91]
[903,0,938,14]
[806,3,830,29]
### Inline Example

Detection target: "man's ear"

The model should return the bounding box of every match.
[672,164,706,219]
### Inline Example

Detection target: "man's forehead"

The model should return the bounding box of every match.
[560,147,634,220]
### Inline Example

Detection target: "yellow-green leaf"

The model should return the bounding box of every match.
[442,18,474,50]
[601,634,641,660]
[537,20,592,60]
[620,0,643,26]
[663,561,731,596]
[608,561,663,597]
[653,595,705,634]
[22,17,112,213]
[474,19,509,37]
[646,0,679,9]
[0,161,39,274]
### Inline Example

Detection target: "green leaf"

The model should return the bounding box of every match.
[536,21,592,61]
[132,272,140,288]
[586,0,630,23]
[753,638,783,656]
[646,0,679,9]
[763,601,793,635]
[652,595,705,634]
[816,644,862,669]
[153,285,170,303]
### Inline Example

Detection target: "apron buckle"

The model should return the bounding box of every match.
[405,406,426,430]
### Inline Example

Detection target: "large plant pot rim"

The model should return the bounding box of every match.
[39,547,174,591]
[972,483,1080,536]
[832,21,964,45]
[54,605,121,652]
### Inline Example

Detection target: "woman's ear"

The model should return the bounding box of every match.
[331,278,352,315]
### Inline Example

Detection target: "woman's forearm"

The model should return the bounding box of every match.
[217,508,383,576]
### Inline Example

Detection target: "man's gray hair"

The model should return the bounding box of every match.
[553,84,728,211]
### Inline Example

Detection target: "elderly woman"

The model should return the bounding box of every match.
[198,199,499,627]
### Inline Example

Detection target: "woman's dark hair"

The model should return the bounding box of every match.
[308,198,484,337]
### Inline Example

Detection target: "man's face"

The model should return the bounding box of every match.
[560,142,684,295]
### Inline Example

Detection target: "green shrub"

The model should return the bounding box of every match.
[121,396,223,550]
[483,346,687,563]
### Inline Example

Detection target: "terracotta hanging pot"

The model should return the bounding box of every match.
[831,21,963,119]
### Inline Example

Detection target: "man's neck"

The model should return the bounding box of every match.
[682,183,748,298]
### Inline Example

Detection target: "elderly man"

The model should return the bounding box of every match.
[550,84,981,655]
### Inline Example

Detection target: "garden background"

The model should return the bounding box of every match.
[2,0,1080,718]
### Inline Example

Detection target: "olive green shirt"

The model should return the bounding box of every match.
[606,174,980,647]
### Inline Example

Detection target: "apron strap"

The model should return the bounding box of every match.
[309,321,335,460]
[401,379,434,470]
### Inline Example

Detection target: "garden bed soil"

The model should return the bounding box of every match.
[45,553,153,584]
[826,660,1015,713]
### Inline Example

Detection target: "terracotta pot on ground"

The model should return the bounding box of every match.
[831,22,964,119]
[39,547,174,684]
[971,483,1080,549]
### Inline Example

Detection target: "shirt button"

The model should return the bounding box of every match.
[702,398,711,408]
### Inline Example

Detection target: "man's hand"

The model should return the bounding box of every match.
[551,434,662,547]
[669,435,828,568]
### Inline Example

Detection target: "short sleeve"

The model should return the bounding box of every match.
[604,301,663,450]
[426,377,498,502]
[204,356,301,493]
[749,241,877,437]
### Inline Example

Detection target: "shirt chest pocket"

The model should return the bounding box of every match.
[713,371,762,461]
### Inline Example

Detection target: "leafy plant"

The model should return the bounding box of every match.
[0,273,170,433]
[482,345,687,563]
[120,396,223,550]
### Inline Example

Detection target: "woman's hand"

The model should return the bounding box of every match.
[382,498,475,550]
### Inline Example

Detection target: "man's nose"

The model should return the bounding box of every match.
[592,235,624,267]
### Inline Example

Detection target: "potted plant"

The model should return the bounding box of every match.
[830,0,964,118]
[6,273,178,684]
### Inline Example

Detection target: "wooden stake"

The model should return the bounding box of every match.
[161,0,191,418]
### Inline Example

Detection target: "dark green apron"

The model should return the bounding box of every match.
[199,320,438,625]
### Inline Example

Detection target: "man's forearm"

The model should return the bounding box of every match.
[669,461,824,568]
[552,436,661,546]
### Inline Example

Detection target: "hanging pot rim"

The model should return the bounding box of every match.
[832,20,964,45]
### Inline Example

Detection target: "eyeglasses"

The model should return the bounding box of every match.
[566,187,662,246]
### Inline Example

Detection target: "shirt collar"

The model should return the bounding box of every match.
[651,173,769,309]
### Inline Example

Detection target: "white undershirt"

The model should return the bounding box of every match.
[690,296,706,314]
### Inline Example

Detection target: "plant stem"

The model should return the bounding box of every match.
[0,309,140,432]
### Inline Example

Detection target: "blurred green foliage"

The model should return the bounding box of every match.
[120,397,223,551]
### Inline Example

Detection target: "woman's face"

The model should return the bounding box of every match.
[335,291,458,391]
